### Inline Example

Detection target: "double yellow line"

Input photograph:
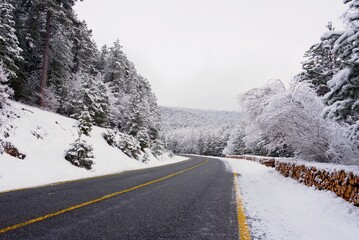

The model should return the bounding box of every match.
[0,160,208,235]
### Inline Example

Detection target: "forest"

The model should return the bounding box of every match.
[1,0,359,166]
[0,0,163,167]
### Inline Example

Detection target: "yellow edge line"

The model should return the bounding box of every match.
[234,172,251,240]
[0,159,209,235]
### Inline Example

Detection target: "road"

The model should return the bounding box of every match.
[0,156,239,240]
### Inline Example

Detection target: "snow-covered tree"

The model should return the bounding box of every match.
[297,23,341,96]
[160,107,241,156]
[63,71,108,127]
[78,106,93,137]
[239,80,359,164]
[102,130,142,160]
[136,127,150,150]
[223,126,248,156]
[0,1,22,78]
[65,137,94,170]
[319,0,359,149]
[0,63,13,109]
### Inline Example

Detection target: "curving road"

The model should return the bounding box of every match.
[0,155,239,240]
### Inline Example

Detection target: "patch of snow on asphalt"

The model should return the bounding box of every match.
[223,158,359,240]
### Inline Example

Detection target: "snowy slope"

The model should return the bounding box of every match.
[0,102,187,192]
[224,158,359,240]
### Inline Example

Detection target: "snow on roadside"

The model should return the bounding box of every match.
[275,157,359,176]
[239,155,359,175]
[0,102,188,192]
[223,158,359,240]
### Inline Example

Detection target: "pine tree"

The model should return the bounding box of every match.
[297,23,341,96]
[0,1,22,78]
[11,0,45,101]
[0,62,13,109]
[96,45,109,73]
[104,40,128,128]
[78,106,93,136]
[37,0,78,107]
[72,20,98,74]
[323,0,359,129]
[65,71,108,128]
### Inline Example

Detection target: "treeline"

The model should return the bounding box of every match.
[160,107,242,157]
[236,0,359,165]
[0,0,161,153]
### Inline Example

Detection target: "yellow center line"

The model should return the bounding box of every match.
[0,159,209,235]
[234,172,251,240]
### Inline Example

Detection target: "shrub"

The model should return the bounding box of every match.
[150,139,166,157]
[103,130,142,160]
[65,138,94,170]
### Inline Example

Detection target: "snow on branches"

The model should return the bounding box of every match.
[239,80,359,165]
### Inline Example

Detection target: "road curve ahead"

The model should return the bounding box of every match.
[0,155,239,240]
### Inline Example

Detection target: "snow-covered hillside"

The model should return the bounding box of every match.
[0,102,187,192]
[160,106,242,156]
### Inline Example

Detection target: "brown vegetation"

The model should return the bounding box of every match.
[0,140,26,159]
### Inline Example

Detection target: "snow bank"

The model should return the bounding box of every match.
[0,102,187,192]
[276,157,359,176]
[223,158,359,240]
[230,154,359,175]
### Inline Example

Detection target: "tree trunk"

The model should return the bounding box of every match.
[39,11,51,108]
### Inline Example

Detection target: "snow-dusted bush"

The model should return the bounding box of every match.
[136,128,150,150]
[103,130,142,160]
[150,139,166,157]
[142,152,150,164]
[65,138,94,170]
[239,80,359,164]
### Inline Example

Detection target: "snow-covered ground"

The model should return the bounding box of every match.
[0,102,187,192]
[223,158,359,240]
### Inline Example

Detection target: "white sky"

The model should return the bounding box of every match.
[74,0,347,111]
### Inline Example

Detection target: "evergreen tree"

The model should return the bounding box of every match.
[37,0,78,107]
[96,45,109,73]
[65,71,108,127]
[78,106,93,137]
[297,23,341,96]
[71,20,98,74]
[104,40,129,128]
[323,0,359,132]
[0,1,23,78]
[0,63,13,109]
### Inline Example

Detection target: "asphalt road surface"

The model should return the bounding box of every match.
[0,155,239,240]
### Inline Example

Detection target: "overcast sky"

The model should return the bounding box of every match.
[74,0,346,111]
